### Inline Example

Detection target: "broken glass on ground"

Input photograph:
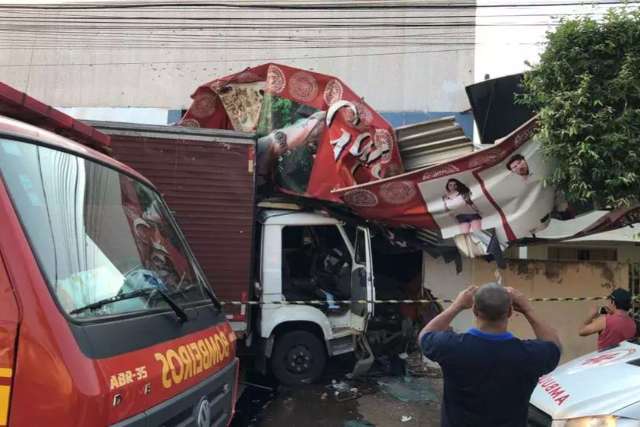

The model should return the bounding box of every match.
[376,376,438,403]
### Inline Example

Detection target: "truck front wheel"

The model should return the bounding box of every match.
[271,330,327,385]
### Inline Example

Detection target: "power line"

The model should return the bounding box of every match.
[0,1,636,10]
[0,22,556,28]
[0,11,615,21]
[0,1,631,52]
[0,47,476,67]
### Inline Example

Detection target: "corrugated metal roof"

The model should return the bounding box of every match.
[396,116,473,171]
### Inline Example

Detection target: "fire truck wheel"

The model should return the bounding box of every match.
[271,330,326,385]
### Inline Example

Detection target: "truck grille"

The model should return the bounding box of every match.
[527,404,552,427]
[112,358,238,427]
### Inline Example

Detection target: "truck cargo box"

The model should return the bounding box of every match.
[88,121,256,329]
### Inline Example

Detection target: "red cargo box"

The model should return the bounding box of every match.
[89,121,256,328]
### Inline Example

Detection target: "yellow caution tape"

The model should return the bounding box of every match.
[218,296,618,306]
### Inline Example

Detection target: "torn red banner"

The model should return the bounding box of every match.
[179,63,403,202]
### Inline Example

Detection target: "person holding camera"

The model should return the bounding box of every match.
[579,288,637,350]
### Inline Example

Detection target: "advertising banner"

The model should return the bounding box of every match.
[182,65,638,249]
[335,118,574,244]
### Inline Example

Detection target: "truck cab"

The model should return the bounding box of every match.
[256,210,375,384]
[86,120,378,386]
[0,112,238,426]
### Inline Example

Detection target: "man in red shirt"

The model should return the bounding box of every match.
[579,288,637,350]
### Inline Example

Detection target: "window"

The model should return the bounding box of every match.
[355,228,367,265]
[0,137,210,320]
[547,246,617,262]
[281,225,351,302]
[282,225,350,279]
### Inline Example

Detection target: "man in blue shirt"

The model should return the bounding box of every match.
[419,283,561,427]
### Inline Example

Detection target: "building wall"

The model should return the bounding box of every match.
[0,1,476,126]
[424,254,630,362]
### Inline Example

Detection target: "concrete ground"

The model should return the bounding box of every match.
[258,379,443,427]
[232,354,443,427]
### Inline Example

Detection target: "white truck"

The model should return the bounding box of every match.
[88,121,378,385]
[528,340,640,426]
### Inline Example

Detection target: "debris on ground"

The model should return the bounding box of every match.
[344,420,375,427]
[406,352,442,378]
[401,415,413,423]
[373,354,408,377]
[251,354,443,426]
[377,376,438,403]
[328,380,361,401]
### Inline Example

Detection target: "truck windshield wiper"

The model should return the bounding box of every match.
[159,284,221,310]
[70,287,189,322]
[201,283,222,310]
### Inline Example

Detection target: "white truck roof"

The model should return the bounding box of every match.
[260,209,341,226]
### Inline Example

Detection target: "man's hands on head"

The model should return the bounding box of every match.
[506,287,562,349]
[507,287,533,315]
[420,285,477,336]
[452,285,478,311]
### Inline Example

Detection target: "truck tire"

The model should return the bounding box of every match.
[271,330,327,385]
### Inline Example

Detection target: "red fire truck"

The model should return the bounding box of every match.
[0,83,238,426]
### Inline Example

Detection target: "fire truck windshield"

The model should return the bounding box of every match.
[0,136,216,320]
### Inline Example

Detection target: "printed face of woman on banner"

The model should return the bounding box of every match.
[418,173,495,239]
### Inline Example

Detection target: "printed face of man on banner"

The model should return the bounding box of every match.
[418,134,559,242]
[475,136,556,241]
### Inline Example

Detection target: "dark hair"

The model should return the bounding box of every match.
[446,178,473,204]
[610,288,632,311]
[474,283,511,321]
[506,154,525,171]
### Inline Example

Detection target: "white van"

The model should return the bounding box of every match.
[528,340,640,426]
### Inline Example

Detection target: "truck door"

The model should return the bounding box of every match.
[350,226,374,320]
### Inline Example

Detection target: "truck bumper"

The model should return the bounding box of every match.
[112,358,239,427]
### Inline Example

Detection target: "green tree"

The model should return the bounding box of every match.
[519,8,640,208]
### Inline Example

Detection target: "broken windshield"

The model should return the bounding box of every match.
[0,136,213,319]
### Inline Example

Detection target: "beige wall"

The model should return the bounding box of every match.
[424,254,630,362]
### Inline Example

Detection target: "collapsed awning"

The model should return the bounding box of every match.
[179,63,403,203]
[181,65,638,250]
[334,117,639,247]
